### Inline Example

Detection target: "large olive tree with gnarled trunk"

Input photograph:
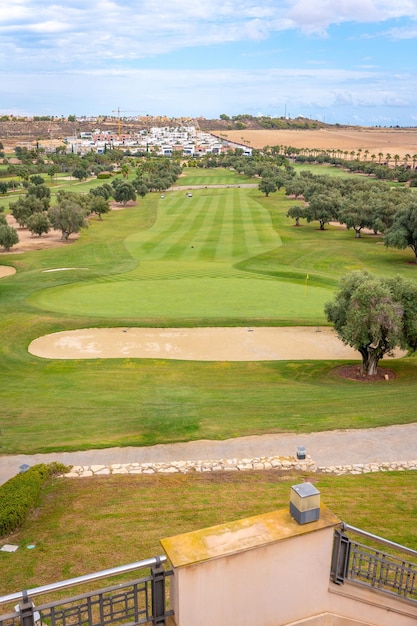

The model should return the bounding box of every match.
[325,271,417,376]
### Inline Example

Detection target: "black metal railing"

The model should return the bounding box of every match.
[0,556,173,626]
[331,524,417,603]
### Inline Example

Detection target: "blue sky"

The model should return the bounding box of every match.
[1,0,417,126]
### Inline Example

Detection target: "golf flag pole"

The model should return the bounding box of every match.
[304,273,309,295]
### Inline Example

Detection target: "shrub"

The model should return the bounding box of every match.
[97,172,113,179]
[0,463,69,537]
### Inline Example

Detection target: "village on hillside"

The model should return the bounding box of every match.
[64,125,252,157]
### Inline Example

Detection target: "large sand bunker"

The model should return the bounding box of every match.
[28,327,405,361]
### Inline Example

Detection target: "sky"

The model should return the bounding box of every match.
[1,0,417,126]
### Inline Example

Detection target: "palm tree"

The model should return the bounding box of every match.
[393,155,400,167]
[386,153,392,166]
[378,152,383,163]
[120,163,130,179]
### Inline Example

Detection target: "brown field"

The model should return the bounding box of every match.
[217,128,417,160]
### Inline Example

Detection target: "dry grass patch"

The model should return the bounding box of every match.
[219,128,417,159]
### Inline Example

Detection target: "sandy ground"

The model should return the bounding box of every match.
[221,128,417,160]
[3,214,79,254]
[1,201,135,255]
[28,326,405,362]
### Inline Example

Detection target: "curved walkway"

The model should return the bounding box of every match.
[1,423,416,485]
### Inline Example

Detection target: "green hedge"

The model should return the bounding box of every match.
[0,463,69,537]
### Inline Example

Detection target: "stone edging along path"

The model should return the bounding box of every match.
[64,456,417,479]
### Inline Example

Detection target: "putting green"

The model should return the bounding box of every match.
[30,276,330,319]
[28,189,330,321]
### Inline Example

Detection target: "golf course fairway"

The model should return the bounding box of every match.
[29,189,331,320]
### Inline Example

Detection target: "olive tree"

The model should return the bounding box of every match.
[0,225,19,251]
[48,200,89,240]
[258,178,277,197]
[27,212,51,237]
[112,181,136,206]
[9,195,47,228]
[384,200,417,262]
[304,191,341,230]
[338,192,374,238]
[89,195,110,220]
[286,204,305,226]
[325,271,417,376]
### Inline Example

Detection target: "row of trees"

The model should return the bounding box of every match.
[3,158,183,248]
[294,152,417,185]
[8,186,102,241]
[1,148,185,193]
[273,171,417,260]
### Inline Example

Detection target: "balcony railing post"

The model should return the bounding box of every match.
[330,529,350,585]
[18,592,35,626]
[151,556,166,626]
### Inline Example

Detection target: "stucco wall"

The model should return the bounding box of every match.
[161,505,417,626]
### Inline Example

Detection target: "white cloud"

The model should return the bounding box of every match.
[334,92,354,106]
[288,0,417,34]
[4,65,414,113]
[2,0,417,124]
[2,0,417,73]
[384,25,417,38]
[27,20,71,33]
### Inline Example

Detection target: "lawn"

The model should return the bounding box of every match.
[28,188,330,321]
[1,469,416,594]
[0,169,416,454]
[176,166,256,186]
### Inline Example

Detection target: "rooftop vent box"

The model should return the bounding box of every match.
[290,482,320,525]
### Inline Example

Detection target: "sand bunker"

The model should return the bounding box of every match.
[0,265,16,278]
[28,327,406,362]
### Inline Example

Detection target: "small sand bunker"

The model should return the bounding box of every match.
[0,266,16,278]
[28,327,407,362]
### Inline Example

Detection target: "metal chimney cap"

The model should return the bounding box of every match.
[291,482,320,498]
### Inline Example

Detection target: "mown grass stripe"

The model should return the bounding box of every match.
[162,198,215,260]
[197,197,225,262]
[159,196,217,261]
[125,196,200,259]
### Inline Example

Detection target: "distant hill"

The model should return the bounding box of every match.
[196,115,334,132]
[0,115,344,145]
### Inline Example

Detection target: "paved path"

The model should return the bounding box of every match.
[1,423,416,484]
